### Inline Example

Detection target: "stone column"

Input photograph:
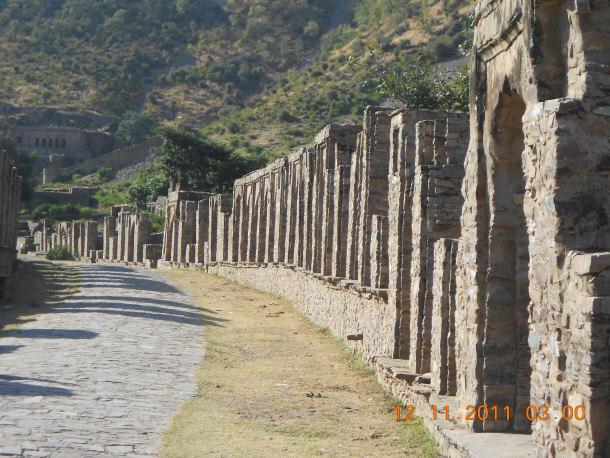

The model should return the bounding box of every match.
[356,108,392,287]
[85,221,98,259]
[369,215,389,289]
[346,132,364,280]
[117,213,126,261]
[208,197,219,263]
[134,214,151,263]
[103,216,116,260]
[408,120,435,373]
[196,198,210,264]
[301,150,315,270]
[430,238,458,396]
[331,166,350,278]
[264,173,276,264]
[255,178,267,263]
[177,201,196,264]
[70,222,79,257]
[273,165,288,263]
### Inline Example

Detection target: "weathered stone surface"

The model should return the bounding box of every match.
[0,149,21,299]
[0,262,205,456]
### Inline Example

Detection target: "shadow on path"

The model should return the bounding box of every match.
[7,329,98,339]
[0,380,73,397]
[50,264,229,327]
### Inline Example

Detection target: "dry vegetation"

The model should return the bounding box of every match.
[159,269,438,457]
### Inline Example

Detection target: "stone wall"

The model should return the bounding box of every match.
[31,186,100,208]
[0,149,21,299]
[451,1,610,455]
[26,205,161,268]
[50,136,162,184]
[152,108,471,371]
[20,1,608,453]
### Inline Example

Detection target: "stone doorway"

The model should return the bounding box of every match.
[483,86,531,433]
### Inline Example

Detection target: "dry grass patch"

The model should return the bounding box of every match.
[159,269,438,457]
[0,258,80,334]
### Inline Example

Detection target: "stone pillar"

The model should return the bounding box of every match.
[284,151,303,265]
[177,201,196,264]
[208,197,219,263]
[346,132,364,280]
[356,108,392,287]
[103,216,116,260]
[301,150,315,270]
[369,215,389,289]
[117,213,126,261]
[409,120,436,373]
[85,222,98,259]
[196,198,210,264]
[264,173,276,264]
[134,214,151,263]
[70,222,79,256]
[273,165,288,263]
[430,238,458,396]
[254,178,267,263]
[331,165,350,278]
[246,183,257,262]
[109,237,117,260]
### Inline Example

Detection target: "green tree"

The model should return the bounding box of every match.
[373,54,468,111]
[157,126,265,193]
[96,166,114,183]
[116,111,157,146]
[127,173,170,209]
[348,43,469,112]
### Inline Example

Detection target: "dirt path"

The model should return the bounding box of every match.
[159,269,438,457]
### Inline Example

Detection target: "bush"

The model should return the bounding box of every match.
[96,167,114,183]
[149,213,165,233]
[46,245,74,261]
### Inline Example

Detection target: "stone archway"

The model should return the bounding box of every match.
[483,85,531,433]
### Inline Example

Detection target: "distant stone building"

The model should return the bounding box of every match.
[11,126,114,163]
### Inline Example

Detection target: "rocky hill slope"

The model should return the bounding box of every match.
[0,0,473,159]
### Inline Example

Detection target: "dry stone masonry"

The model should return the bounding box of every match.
[19,0,609,455]
[150,0,609,452]
[0,149,21,299]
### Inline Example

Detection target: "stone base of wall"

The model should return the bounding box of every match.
[372,357,539,457]
[207,262,395,360]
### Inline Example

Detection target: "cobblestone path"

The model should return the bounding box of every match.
[0,263,209,457]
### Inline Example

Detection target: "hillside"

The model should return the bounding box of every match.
[0,1,473,143]
[0,0,337,117]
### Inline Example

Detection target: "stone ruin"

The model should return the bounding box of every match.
[15,0,610,454]
[0,149,21,299]
[21,205,164,268]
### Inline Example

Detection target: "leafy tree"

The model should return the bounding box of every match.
[157,126,265,194]
[351,46,469,112]
[374,55,468,111]
[116,111,157,146]
[96,166,114,183]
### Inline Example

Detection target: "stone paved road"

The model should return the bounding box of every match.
[0,262,209,457]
